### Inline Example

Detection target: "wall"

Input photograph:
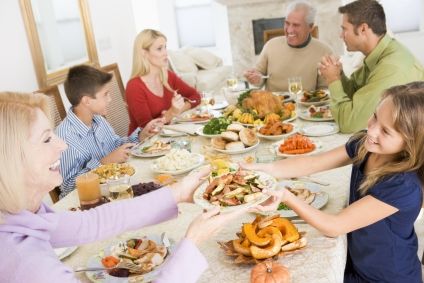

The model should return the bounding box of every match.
[0,0,137,106]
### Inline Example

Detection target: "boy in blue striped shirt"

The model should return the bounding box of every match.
[56,65,164,197]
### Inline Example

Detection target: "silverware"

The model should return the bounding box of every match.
[161,232,171,255]
[74,260,140,273]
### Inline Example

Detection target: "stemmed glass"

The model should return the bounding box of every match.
[288,77,303,101]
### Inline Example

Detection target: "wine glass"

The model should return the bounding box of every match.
[226,73,238,90]
[288,77,303,101]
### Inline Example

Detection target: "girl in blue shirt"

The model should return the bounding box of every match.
[244,81,424,282]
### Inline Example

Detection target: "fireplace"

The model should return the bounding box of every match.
[252,17,285,55]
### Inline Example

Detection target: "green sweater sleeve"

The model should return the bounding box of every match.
[329,64,410,133]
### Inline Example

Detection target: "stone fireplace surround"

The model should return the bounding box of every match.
[215,0,344,76]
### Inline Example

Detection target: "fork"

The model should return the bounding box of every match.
[174,89,197,103]
[74,260,141,273]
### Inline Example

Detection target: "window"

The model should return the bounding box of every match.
[175,0,215,47]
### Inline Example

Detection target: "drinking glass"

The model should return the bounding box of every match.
[255,146,276,163]
[76,172,102,210]
[226,74,238,90]
[288,77,303,100]
[107,175,134,201]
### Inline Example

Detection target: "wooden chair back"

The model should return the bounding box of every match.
[34,85,66,128]
[33,86,67,203]
[101,63,130,137]
[263,25,319,44]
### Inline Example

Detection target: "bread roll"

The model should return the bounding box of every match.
[221,131,239,142]
[211,137,227,150]
[227,123,245,132]
[239,128,258,146]
[225,141,245,151]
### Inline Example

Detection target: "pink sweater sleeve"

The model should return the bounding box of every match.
[154,238,208,283]
[49,187,178,246]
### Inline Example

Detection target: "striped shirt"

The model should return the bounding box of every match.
[56,108,139,198]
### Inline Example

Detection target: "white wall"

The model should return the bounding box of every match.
[0,0,137,100]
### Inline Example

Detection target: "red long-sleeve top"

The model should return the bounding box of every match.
[125,70,201,134]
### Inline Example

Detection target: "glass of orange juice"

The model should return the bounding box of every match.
[76,172,102,210]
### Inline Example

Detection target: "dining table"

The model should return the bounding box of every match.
[54,96,358,283]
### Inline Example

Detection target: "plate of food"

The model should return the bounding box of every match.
[175,109,221,124]
[54,246,78,260]
[196,117,232,138]
[297,89,330,106]
[151,149,204,175]
[193,169,277,212]
[130,140,172,158]
[274,134,322,157]
[300,123,339,137]
[218,214,307,264]
[257,122,298,141]
[92,163,135,184]
[159,129,186,137]
[299,105,334,121]
[85,235,173,283]
[272,180,329,217]
[210,124,260,155]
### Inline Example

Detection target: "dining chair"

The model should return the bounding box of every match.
[101,63,130,137]
[34,85,67,128]
[33,85,67,203]
[263,25,319,44]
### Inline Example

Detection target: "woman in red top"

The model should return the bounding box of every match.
[126,29,201,134]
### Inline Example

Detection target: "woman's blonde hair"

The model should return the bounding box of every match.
[0,92,49,216]
[353,81,424,195]
[130,29,173,91]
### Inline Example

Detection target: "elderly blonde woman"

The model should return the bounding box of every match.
[0,92,246,283]
[126,29,201,133]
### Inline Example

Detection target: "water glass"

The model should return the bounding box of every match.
[107,175,134,201]
[76,172,102,210]
[226,74,238,90]
[255,146,276,163]
[172,139,192,152]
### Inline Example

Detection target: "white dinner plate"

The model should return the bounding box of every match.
[298,109,334,122]
[160,129,186,137]
[151,153,204,175]
[210,101,229,110]
[54,246,78,260]
[257,123,298,141]
[272,91,293,101]
[263,180,329,218]
[195,126,222,138]
[274,139,322,157]
[85,235,174,283]
[213,140,260,155]
[175,110,221,124]
[193,170,277,212]
[130,140,172,158]
[301,123,339,137]
[297,90,331,107]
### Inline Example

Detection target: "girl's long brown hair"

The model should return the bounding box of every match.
[353,82,424,195]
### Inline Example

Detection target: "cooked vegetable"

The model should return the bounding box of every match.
[203,117,231,135]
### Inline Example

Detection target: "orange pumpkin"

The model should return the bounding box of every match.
[250,260,290,283]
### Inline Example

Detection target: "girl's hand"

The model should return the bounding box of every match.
[185,206,249,245]
[249,189,288,213]
[170,165,211,203]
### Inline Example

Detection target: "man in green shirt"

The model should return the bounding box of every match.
[319,0,424,133]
